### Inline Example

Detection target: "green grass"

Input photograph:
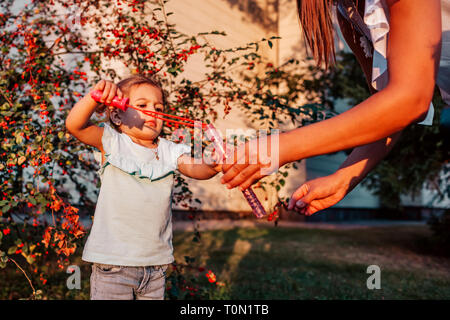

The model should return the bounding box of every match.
[1,224,450,299]
[172,225,450,299]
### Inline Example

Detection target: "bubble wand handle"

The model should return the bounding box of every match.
[90,90,129,111]
[204,124,267,218]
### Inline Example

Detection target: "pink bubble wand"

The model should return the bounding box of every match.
[203,124,267,218]
[90,90,267,218]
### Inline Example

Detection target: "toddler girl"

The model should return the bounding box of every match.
[65,75,220,300]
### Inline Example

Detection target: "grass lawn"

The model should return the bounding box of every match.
[1,223,450,299]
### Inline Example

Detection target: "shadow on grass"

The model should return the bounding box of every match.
[173,225,450,299]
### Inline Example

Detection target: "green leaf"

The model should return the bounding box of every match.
[18,156,26,165]
[268,40,273,49]
[26,255,35,265]
[7,246,17,255]
[34,290,43,299]
[15,135,23,144]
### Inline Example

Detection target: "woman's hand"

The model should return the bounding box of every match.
[221,133,289,190]
[287,172,352,215]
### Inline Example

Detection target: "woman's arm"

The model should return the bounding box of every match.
[65,80,121,152]
[288,132,402,214]
[286,3,405,214]
[336,132,402,191]
[221,0,442,189]
[282,0,441,160]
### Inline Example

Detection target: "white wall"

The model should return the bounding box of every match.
[166,0,290,212]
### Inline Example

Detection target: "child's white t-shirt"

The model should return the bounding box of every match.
[82,123,191,266]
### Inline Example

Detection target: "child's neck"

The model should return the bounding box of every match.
[128,134,159,149]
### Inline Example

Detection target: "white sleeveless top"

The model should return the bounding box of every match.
[82,123,191,266]
[364,0,450,125]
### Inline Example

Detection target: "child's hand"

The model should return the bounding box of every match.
[211,163,222,173]
[205,145,223,173]
[90,80,123,106]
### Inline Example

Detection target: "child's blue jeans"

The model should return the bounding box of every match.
[90,263,169,300]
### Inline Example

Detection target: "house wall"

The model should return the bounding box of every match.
[165,0,300,213]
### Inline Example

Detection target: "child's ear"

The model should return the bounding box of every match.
[109,108,122,126]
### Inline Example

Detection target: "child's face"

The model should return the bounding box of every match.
[116,84,164,142]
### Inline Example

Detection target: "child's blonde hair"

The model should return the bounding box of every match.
[97,74,165,133]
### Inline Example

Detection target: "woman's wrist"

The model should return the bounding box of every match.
[278,130,301,165]
[333,166,362,194]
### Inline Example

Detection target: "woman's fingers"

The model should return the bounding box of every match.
[304,200,327,216]
[224,165,259,189]
[289,182,325,214]
[288,174,348,216]
[288,196,298,211]
[288,184,310,210]
[221,163,248,184]
[238,171,263,191]
[221,140,253,181]
[220,136,278,189]
[296,206,307,215]
[294,200,316,215]
[296,192,341,216]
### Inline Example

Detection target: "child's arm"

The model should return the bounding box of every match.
[177,154,222,180]
[65,80,122,152]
